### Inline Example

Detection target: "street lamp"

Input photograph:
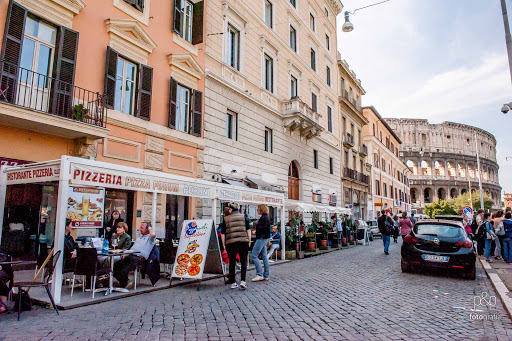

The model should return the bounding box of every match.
[501,102,512,114]
[341,0,391,33]
[499,0,512,113]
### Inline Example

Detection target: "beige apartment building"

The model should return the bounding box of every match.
[363,107,411,219]
[338,58,370,220]
[201,0,344,221]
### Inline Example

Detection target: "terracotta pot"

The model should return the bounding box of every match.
[307,241,316,251]
[319,239,328,247]
[342,237,347,246]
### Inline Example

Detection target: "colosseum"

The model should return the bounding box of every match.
[384,119,502,213]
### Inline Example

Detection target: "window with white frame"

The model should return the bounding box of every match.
[310,13,315,31]
[329,157,334,175]
[226,24,240,70]
[325,34,330,50]
[290,75,298,98]
[264,0,273,28]
[115,56,137,115]
[290,0,296,7]
[327,105,332,133]
[226,111,238,140]
[326,65,331,86]
[290,25,297,52]
[264,53,274,92]
[310,48,316,71]
[173,0,194,42]
[175,84,191,132]
[311,92,317,112]
[325,8,329,17]
[314,149,318,169]
[124,0,144,12]
[265,127,273,153]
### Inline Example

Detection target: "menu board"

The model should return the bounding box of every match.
[66,186,105,228]
[172,219,214,279]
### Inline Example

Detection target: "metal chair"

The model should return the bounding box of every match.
[12,250,61,320]
[71,247,112,298]
[158,242,176,278]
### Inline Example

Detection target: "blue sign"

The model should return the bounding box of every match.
[185,221,197,236]
[462,206,473,216]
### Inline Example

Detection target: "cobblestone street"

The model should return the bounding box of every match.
[1,241,511,341]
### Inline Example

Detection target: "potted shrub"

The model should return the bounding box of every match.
[72,104,89,121]
[305,226,316,251]
[318,222,329,247]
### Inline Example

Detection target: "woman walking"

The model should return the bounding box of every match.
[393,215,399,243]
[251,204,271,282]
[398,212,413,241]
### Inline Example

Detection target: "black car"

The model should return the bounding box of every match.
[401,220,476,279]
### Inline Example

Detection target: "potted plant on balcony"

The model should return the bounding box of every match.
[72,104,89,122]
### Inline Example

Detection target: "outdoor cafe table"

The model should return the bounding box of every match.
[96,250,139,295]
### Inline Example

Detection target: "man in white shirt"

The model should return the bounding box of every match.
[336,216,343,247]
[114,222,156,288]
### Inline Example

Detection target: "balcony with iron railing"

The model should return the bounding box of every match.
[342,132,354,147]
[0,60,108,139]
[359,144,368,156]
[339,89,362,114]
[343,167,370,185]
[283,97,323,140]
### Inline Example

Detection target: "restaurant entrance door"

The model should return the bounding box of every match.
[165,195,189,241]
[104,190,134,237]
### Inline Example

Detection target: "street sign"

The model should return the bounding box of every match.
[462,206,473,217]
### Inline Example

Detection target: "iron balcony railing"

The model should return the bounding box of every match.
[343,132,354,146]
[343,167,369,185]
[0,60,106,128]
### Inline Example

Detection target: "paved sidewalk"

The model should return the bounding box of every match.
[479,257,512,319]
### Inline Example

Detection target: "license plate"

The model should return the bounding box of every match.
[423,254,449,262]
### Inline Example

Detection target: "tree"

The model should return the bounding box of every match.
[425,199,457,218]
[449,191,494,213]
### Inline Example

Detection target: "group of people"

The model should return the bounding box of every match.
[63,210,159,289]
[377,210,416,254]
[220,203,280,290]
[474,208,512,264]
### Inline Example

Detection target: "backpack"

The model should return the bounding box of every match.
[14,289,32,312]
[496,221,505,236]
[384,217,394,235]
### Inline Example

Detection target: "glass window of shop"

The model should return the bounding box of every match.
[104,190,134,236]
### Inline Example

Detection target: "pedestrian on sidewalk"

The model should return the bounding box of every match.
[494,210,505,260]
[392,215,399,243]
[251,204,271,282]
[221,202,251,290]
[336,216,343,246]
[484,213,496,262]
[502,212,512,263]
[399,212,413,241]
[475,209,486,256]
[378,210,393,255]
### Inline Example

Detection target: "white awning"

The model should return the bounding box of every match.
[285,200,352,215]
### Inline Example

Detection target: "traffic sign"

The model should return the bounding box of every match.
[462,206,473,217]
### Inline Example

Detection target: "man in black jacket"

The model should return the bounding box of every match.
[377,210,393,255]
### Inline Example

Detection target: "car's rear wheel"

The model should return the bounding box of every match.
[401,259,410,273]
[465,265,476,280]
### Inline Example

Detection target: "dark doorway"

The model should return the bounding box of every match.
[166,195,189,241]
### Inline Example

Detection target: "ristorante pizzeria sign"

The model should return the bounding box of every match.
[69,164,214,198]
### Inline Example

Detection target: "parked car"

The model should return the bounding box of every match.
[355,220,373,242]
[367,220,380,238]
[434,215,464,222]
[401,219,476,279]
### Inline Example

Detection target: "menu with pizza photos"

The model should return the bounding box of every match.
[172,219,214,279]
[66,186,105,228]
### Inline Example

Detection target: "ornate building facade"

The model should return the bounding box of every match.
[385,119,502,213]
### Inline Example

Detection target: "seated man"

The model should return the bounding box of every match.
[267,225,281,262]
[113,222,156,288]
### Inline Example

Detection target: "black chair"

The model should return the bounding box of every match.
[71,248,112,298]
[12,250,61,320]
[159,242,176,278]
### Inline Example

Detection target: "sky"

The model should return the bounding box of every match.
[336,0,512,195]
